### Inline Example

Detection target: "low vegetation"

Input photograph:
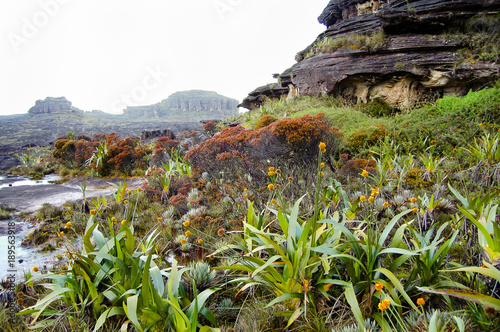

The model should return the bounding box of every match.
[2,82,500,331]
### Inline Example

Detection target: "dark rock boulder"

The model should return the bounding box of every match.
[141,129,176,141]
[241,0,500,110]
[238,83,290,110]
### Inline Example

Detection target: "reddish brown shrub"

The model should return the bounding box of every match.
[339,158,376,178]
[155,137,179,151]
[54,133,148,175]
[186,114,343,183]
[203,121,217,134]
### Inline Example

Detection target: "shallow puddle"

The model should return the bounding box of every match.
[0,219,70,281]
[0,174,65,190]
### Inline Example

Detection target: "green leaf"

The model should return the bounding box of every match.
[29,287,74,322]
[285,306,304,328]
[418,287,500,310]
[251,255,284,278]
[444,262,500,281]
[93,307,125,332]
[150,266,165,297]
[453,316,465,332]
[344,282,365,330]
[378,209,412,248]
[199,327,221,332]
[376,268,420,312]
[125,295,143,331]
[141,251,154,307]
[265,292,303,308]
[187,287,219,321]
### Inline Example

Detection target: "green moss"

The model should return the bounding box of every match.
[298,31,386,61]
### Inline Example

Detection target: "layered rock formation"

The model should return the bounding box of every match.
[240,0,500,110]
[28,97,79,115]
[123,90,239,120]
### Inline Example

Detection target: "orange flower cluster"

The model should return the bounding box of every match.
[378,299,391,311]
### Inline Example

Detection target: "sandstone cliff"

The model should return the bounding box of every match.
[123,90,239,120]
[28,97,81,115]
[240,0,500,110]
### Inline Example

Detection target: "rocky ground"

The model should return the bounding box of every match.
[0,113,204,171]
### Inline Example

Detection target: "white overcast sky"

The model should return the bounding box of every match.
[0,1,327,115]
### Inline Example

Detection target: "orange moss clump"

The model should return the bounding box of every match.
[255,115,277,130]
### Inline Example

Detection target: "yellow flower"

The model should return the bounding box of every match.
[137,187,142,192]
[320,162,325,168]
[319,171,324,176]
[271,199,276,204]
[90,209,96,215]
[60,231,65,237]
[197,238,203,244]
[371,189,379,197]
[268,171,276,176]
[361,170,369,177]
[417,298,426,306]
[268,184,274,191]
[413,207,418,213]
[127,190,132,195]
[64,222,72,229]
[368,196,375,203]
[383,202,389,208]
[378,299,391,311]
[375,282,384,291]
[185,230,191,237]
[323,283,333,291]
[158,217,163,222]
[32,266,39,273]
[269,167,275,172]
[111,217,117,223]
[180,238,187,245]
[410,197,417,203]
[319,142,327,153]
[121,220,126,225]
[183,221,190,227]
[360,195,366,202]
[124,200,129,204]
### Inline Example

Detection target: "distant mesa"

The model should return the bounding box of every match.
[28,97,81,115]
[27,90,239,121]
[122,90,240,120]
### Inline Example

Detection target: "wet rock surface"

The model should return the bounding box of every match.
[0,176,145,212]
